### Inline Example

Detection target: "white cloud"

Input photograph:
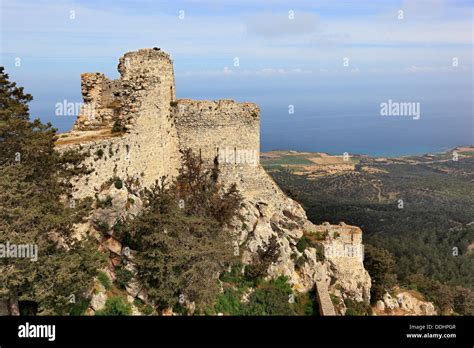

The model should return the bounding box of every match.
[244,12,320,38]
[1,0,472,77]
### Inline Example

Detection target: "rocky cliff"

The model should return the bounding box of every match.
[57,48,371,315]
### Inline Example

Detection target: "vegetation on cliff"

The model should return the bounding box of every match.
[118,149,243,312]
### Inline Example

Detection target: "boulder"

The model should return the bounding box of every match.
[90,291,107,311]
[102,236,122,255]
[376,300,385,311]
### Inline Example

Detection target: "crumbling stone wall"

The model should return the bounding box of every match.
[74,73,117,130]
[60,48,262,200]
[173,99,260,166]
[59,48,180,199]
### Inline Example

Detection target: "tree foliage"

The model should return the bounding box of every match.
[0,67,105,315]
[363,244,397,303]
[267,156,474,314]
[120,149,242,312]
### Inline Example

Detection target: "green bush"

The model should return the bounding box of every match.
[115,267,133,289]
[97,271,112,291]
[344,298,371,316]
[244,282,295,316]
[114,178,123,190]
[95,149,104,159]
[133,298,154,315]
[296,236,309,253]
[95,296,132,316]
[330,294,341,305]
[215,287,243,315]
[142,304,154,315]
[214,274,297,316]
[219,263,251,288]
[96,221,110,235]
[69,298,91,316]
[364,244,397,303]
[112,120,126,133]
[293,290,318,316]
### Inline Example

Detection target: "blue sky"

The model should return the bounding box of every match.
[1,0,473,155]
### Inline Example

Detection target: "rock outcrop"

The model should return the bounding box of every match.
[374,290,437,316]
[57,47,372,315]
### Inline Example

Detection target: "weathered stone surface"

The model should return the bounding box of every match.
[57,47,373,316]
[90,284,107,311]
[375,290,437,316]
[383,293,399,310]
[102,236,122,255]
[396,291,437,315]
[92,186,143,231]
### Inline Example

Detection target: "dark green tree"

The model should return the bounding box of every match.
[0,67,105,315]
[121,149,242,312]
[364,244,397,303]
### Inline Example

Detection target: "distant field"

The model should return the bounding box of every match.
[261,155,315,166]
[263,146,474,294]
[261,150,360,176]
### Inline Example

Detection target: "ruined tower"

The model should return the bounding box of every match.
[61,48,181,198]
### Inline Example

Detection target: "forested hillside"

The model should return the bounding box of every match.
[263,150,474,314]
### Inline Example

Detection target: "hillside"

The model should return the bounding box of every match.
[262,147,474,314]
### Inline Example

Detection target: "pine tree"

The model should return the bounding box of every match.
[121,149,242,312]
[364,244,397,303]
[0,67,105,315]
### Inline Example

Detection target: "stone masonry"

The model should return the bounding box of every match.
[56,48,371,315]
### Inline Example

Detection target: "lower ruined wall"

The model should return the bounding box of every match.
[58,130,178,200]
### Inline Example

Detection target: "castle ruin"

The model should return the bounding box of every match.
[57,48,371,315]
[59,47,261,199]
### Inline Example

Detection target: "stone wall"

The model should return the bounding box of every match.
[173,99,260,166]
[58,48,180,199]
[60,48,262,200]
[74,73,116,130]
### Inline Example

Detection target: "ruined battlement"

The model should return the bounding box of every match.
[73,48,176,132]
[60,47,261,198]
[118,47,174,80]
[173,98,260,165]
[174,99,259,124]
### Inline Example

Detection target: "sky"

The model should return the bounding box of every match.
[1,0,473,156]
